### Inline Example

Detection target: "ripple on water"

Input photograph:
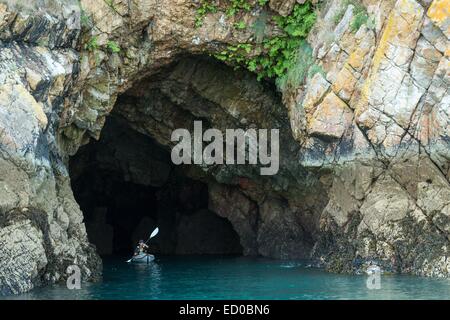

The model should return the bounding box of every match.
[4,256,450,300]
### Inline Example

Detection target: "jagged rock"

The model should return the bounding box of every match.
[427,0,450,37]
[269,0,297,16]
[307,91,353,140]
[0,219,47,295]
[303,73,331,115]
[209,183,259,256]
[358,175,412,235]
[332,66,358,102]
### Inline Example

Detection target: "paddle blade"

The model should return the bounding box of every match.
[150,227,159,238]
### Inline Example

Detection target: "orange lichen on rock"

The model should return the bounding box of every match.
[355,0,424,119]
[427,0,450,37]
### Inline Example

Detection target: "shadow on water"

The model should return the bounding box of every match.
[4,256,450,300]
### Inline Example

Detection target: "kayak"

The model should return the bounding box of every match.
[129,253,155,264]
[366,265,381,275]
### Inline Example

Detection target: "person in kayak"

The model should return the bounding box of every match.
[134,240,149,256]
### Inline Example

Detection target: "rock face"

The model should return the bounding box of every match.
[0,0,449,294]
[297,0,450,276]
[0,1,101,295]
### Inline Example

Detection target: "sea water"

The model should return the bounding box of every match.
[5,256,450,300]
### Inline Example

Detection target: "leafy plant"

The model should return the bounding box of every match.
[80,10,92,28]
[195,0,265,26]
[104,0,115,10]
[226,0,252,16]
[214,43,253,64]
[107,40,121,53]
[249,2,317,81]
[204,1,317,88]
[273,3,316,37]
[275,40,319,91]
[333,0,369,33]
[85,36,99,51]
[350,10,368,32]
[195,0,218,28]
[234,21,247,30]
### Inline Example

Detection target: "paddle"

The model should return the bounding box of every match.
[126,227,159,263]
[146,227,159,244]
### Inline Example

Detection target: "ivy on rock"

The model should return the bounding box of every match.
[196,0,318,90]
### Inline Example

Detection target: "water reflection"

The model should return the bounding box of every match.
[3,256,450,300]
[4,259,162,300]
[128,262,162,298]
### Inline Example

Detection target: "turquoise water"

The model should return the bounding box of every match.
[6,256,450,300]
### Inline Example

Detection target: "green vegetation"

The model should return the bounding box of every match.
[80,10,93,28]
[195,0,218,28]
[207,1,317,89]
[275,41,325,91]
[350,11,368,32]
[226,0,252,16]
[349,2,368,32]
[84,36,121,54]
[333,0,370,33]
[234,20,247,30]
[85,36,99,51]
[307,63,326,79]
[104,0,115,10]
[79,1,122,56]
[272,3,316,37]
[195,0,268,29]
[107,40,121,53]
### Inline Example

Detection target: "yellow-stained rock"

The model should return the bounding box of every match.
[25,68,42,91]
[13,84,48,129]
[307,91,354,140]
[0,3,15,30]
[427,0,450,38]
[355,0,424,120]
[346,48,366,72]
[302,72,331,115]
[80,0,125,37]
[332,66,358,103]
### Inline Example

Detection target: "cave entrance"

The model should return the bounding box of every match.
[68,54,306,260]
[69,115,243,256]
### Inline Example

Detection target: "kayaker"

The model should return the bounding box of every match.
[134,240,149,256]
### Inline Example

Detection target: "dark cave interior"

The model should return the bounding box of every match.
[69,116,242,256]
